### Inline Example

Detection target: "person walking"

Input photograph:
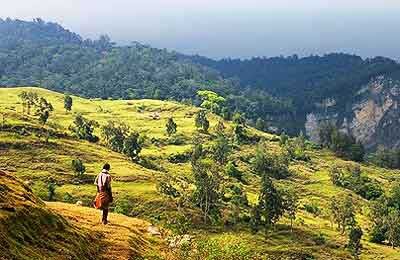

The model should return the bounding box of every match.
[94,163,113,224]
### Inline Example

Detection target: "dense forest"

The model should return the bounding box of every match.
[0,18,294,131]
[2,18,400,135]
[189,54,400,114]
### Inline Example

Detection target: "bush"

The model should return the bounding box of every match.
[329,164,383,200]
[114,196,133,216]
[167,133,186,145]
[303,203,321,217]
[312,233,326,245]
[62,192,75,203]
[225,161,243,182]
[71,158,86,178]
[168,151,191,163]
[194,236,253,260]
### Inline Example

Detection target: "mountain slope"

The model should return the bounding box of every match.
[0,169,101,260]
[1,87,400,259]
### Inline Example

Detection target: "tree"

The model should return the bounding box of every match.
[330,194,355,234]
[385,208,400,248]
[232,112,246,126]
[102,121,130,152]
[252,145,290,179]
[255,117,266,131]
[212,134,231,165]
[197,90,225,114]
[69,114,99,142]
[347,225,363,260]
[47,180,56,201]
[282,188,299,232]
[71,158,86,178]
[214,120,225,137]
[123,132,142,161]
[35,97,53,125]
[226,161,243,181]
[166,117,177,136]
[192,160,221,223]
[195,110,209,132]
[18,91,38,115]
[233,123,245,144]
[256,174,284,236]
[64,94,73,112]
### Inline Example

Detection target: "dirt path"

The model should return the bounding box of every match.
[46,202,156,260]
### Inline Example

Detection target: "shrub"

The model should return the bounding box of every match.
[114,196,133,216]
[225,161,243,182]
[312,233,326,245]
[303,203,321,217]
[71,158,86,178]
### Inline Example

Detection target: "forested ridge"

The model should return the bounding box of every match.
[2,18,400,135]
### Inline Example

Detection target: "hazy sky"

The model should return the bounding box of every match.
[1,0,399,60]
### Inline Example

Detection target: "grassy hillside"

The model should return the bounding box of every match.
[1,87,400,259]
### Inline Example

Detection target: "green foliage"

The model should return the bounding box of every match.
[193,236,253,260]
[18,91,53,124]
[64,94,73,112]
[369,147,400,169]
[253,175,284,235]
[166,117,177,136]
[35,97,54,125]
[330,194,355,234]
[47,180,56,201]
[312,233,326,245]
[303,203,321,217]
[101,121,130,152]
[283,132,310,161]
[197,90,226,114]
[347,226,363,260]
[281,188,299,232]
[225,161,243,182]
[71,158,86,178]
[123,132,142,161]
[385,208,400,248]
[252,145,290,179]
[114,195,133,216]
[69,114,99,142]
[195,110,209,133]
[255,117,267,131]
[212,134,231,165]
[192,159,222,223]
[319,122,365,162]
[329,164,383,200]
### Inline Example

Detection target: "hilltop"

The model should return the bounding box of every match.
[1,87,400,259]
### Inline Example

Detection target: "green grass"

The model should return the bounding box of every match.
[2,87,400,259]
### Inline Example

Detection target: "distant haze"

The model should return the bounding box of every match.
[1,0,400,60]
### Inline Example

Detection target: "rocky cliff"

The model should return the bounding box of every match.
[305,76,400,151]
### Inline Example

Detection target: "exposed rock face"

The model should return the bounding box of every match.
[305,76,400,151]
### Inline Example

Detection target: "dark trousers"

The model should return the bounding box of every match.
[102,208,109,224]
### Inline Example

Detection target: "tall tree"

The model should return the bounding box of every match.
[347,226,363,260]
[101,121,130,152]
[282,188,299,232]
[385,208,400,248]
[192,160,221,223]
[256,174,284,236]
[166,117,177,136]
[330,194,355,234]
[123,132,142,161]
[195,110,209,133]
[197,90,225,114]
[64,94,73,112]
[212,134,231,165]
[69,114,99,142]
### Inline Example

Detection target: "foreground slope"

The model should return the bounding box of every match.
[0,170,101,260]
[1,87,400,259]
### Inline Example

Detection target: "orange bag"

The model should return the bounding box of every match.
[94,192,111,210]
